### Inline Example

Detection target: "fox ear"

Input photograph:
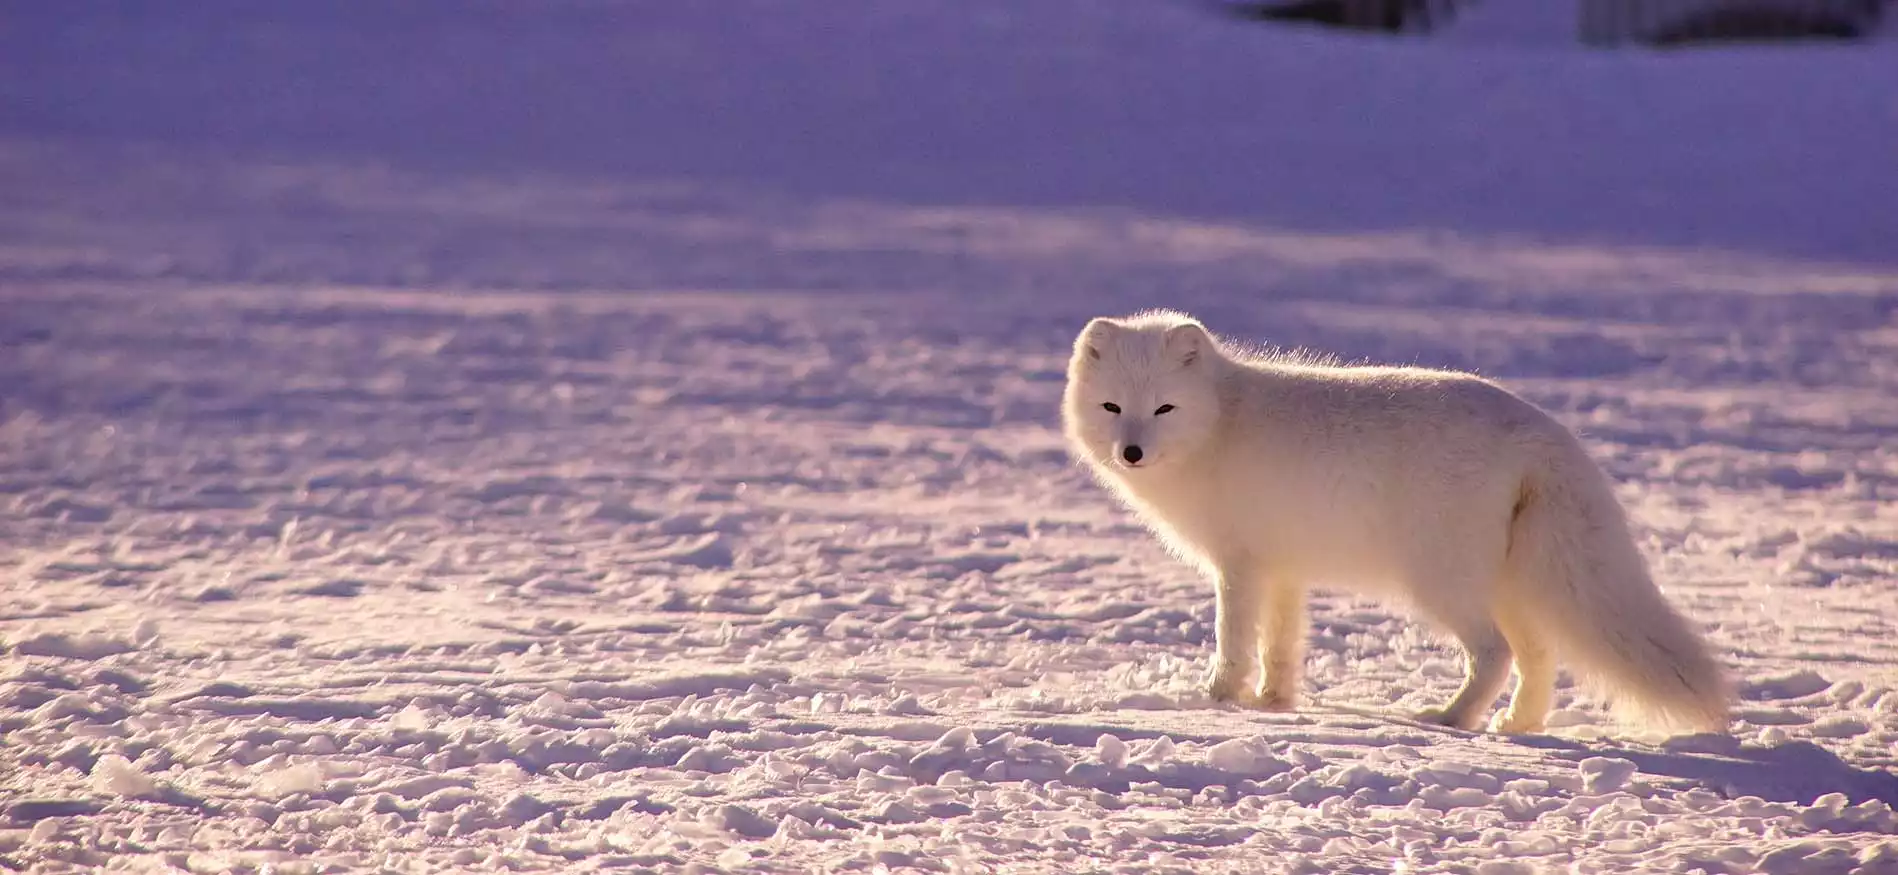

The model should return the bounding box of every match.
[1165,322,1211,367]
[1076,318,1119,362]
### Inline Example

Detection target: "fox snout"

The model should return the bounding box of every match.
[1113,432,1148,467]
[1112,422,1150,468]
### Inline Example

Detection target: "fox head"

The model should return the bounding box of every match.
[1062,312,1222,473]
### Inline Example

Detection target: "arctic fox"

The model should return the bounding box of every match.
[1061,310,1729,734]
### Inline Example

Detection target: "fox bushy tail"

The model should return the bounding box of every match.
[1509,446,1731,733]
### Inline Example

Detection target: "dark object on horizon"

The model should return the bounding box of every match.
[1586,0,1888,45]
[1217,0,1888,44]
[1217,0,1464,34]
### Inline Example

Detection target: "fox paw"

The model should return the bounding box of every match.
[1208,679,1297,712]
[1488,712,1547,735]
[1415,707,1481,731]
[1256,687,1297,712]
[1206,676,1253,705]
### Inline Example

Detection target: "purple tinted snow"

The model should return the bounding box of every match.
[565,669,790,702]
[189,697,385,721]
[4,2,1895,264]
[9,633,137,660]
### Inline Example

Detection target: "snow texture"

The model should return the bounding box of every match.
[2,3,1897,874]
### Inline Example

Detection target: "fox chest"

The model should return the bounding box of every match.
[1113,460,1395,572]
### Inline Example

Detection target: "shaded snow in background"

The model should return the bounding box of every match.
[4,0,1897,265]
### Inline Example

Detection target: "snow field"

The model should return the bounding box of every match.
[3,263,1896,871]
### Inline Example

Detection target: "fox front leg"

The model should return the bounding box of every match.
[1205,565,1279,708]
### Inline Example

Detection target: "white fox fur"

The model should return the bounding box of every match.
[1061,310,1730,734]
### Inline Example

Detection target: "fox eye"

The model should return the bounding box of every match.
[1101,403,1121,414]
[1154,404,1176,415]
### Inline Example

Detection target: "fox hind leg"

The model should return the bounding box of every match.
[1258,581,1306,710]
[1491,600,1556,734]
[1417,614,1514,732]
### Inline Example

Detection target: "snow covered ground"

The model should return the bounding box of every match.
[4,3,1898,873]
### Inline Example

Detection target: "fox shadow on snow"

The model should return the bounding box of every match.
[1515,733,1898,806]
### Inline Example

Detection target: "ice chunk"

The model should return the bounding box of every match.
[1131,735,1175,767]
[874,800,925,824]
[1808,715,1870,738]
[389,703,433,732]
[1204,737,1287,779]
[90,754,157,798]
[1757,839,1858,875]
[703,803,776,838]
[1861,841,1898,870]
[384,774,474,800]
[1578,757,1638,794]
[931,726,976,750]
[422,787,485,813]
[259,761,325,798]
[887,693,927,715]
[1745,669,1831,701]
[635,533,734,569]
[130,618,160,647]
[498,793,556,827]
[1418,785,1495,810]
[11,632,136,660]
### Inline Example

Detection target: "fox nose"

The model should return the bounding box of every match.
[1121,445,1144,465]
